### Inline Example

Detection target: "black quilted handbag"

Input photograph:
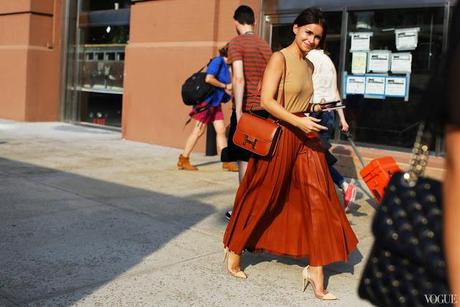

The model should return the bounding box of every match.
[358,123,451,306]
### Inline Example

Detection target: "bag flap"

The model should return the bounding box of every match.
[235,113,279,143]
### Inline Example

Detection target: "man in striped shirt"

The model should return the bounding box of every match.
[226,5,272,182]
[224,5,272,221]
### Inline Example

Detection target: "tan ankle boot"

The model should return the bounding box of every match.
[222,162,238,172]
[177,154,198,170]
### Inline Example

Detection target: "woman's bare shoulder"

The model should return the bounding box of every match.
[265,51,286,71]
[270,51,286,63]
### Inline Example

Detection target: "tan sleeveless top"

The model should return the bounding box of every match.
[277,49,313,113]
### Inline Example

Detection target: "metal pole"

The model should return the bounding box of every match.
[205,124,217,156]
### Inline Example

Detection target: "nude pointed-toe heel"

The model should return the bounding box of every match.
[223,249,247,279]
[302,266,337,300]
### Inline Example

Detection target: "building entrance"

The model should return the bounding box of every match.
[63,0,130,127]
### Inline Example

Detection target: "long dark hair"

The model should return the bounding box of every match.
[293,8,327,48]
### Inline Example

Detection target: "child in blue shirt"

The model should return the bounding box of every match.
[177,44,238,172]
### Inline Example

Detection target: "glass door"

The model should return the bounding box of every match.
[64,0,130,127]
[264,11,342,66]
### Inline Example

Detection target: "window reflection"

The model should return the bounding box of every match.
[343,7,444,149]
[71,0,130,127]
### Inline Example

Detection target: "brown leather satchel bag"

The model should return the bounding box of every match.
[232,113,281,157]
[232,53,286,157]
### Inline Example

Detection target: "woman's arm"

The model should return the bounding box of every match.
[444,126,460,304]
[335,87,349,132]
[260,52,327,134]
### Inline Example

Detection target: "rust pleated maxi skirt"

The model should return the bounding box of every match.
[223,120,358,266]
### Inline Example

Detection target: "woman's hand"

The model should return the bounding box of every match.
[340,119,349,132]
[295,116,328,134]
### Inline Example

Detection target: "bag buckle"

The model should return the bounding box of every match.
[243,135,257,149]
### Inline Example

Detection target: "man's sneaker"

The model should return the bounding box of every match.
[225,210,232,221]
[343,183,357,208]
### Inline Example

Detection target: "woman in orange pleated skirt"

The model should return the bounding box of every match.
[223,8,358,301]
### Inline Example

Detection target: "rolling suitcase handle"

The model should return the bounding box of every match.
[341,131,375,201]
[342,132,366,167]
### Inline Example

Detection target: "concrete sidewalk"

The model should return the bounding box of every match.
[0,120,375,306]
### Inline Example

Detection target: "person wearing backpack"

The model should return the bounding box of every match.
[177,45,238,171]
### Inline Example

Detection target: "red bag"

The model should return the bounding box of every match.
[232,52,286,158]
[232,113,281,157]
[359,156,401,203]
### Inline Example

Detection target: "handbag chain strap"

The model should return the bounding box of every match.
[403,122,432,186]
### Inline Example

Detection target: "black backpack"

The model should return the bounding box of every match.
[181,60,215,106]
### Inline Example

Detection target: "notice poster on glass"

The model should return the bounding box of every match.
[352,52,367,74]
[346,75,366,95]
[365,75,386,98]
[385,76,407,97]
[368,51,391,73]
[349,32,372,51]
[391,53,412,73]
[395,28,420,51]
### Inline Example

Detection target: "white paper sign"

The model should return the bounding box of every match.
[385,77,407,97]
[349,32,372,51]
[365,76,386,96]
[395,28,420,51]
[391,53,412,73]
[368,51,391,73]
[346,76,366,94]
[352,52,367,74]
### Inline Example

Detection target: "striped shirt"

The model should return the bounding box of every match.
[228,33,272,111]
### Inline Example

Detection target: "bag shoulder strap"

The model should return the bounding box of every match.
[196,58,213,74]
[280,52,287,108]
[249,51,286,114]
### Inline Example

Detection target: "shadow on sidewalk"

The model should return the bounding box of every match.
[0,157,216,306]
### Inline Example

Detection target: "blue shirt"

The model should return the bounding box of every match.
[204,56,231,107]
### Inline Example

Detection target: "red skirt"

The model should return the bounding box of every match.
[189,102,224,124]
[223,119,358,266]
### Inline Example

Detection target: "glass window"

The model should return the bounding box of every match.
[64,0,130,128]
[106,52,116,61]
[270,11,342,68]
[343,7,444,149]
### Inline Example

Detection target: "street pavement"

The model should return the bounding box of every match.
[0,120,374,306]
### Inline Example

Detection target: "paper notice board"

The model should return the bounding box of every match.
[349,32,372,51]
[365,75,386,98]
[385,76,408,97]
[345,76,366,95]
[343,73,410,100]
[395,28,420,51]
[367,51,391,73]
[391,53,412,73]
[351,52,367,74]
